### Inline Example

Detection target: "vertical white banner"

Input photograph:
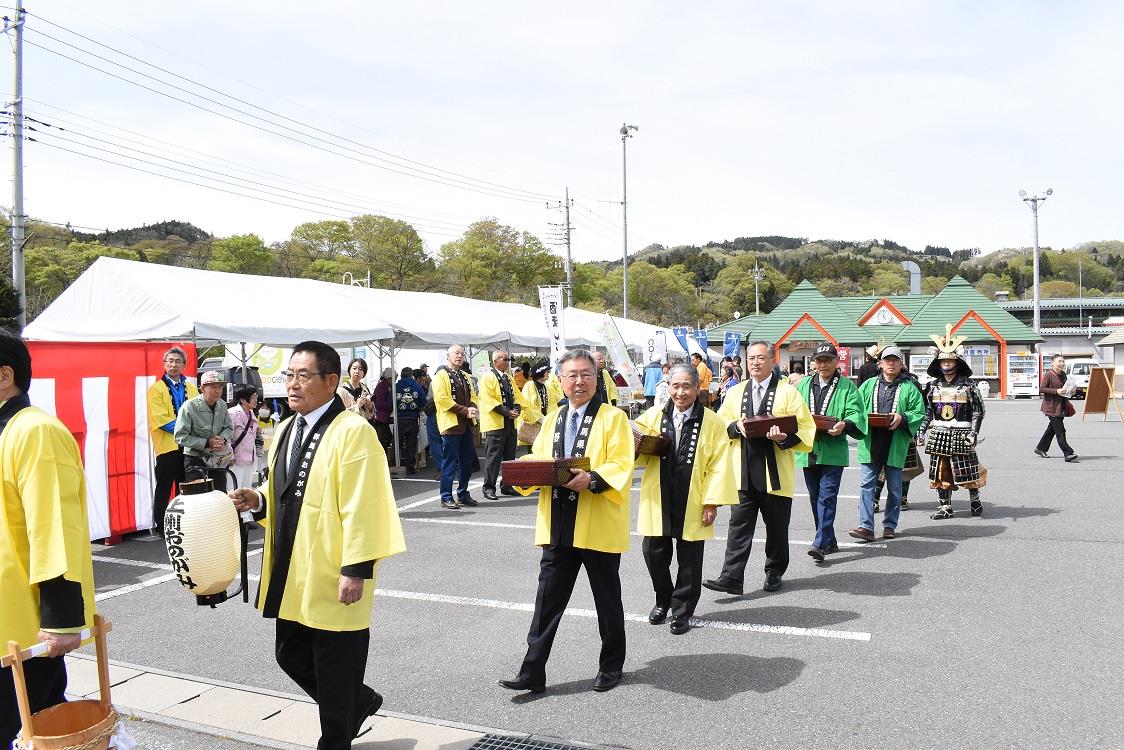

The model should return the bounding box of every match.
[539,286,567,369]
[134,375,155,531]
[598,314,643,391]
[82,376,111,540]
[646,331,668,364]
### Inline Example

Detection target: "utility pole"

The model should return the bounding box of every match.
[620,123,638,320]
[1018,188,1052,334]
[546,188,574,306]
[9,1,26,331]
[752,260,764,317]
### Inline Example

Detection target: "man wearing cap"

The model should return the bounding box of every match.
[795,343,866,560]
[147,345,199,534]
[850,346,925,542]
[175,369,234,492]
[703,340,815,595]
[478,350,531,500]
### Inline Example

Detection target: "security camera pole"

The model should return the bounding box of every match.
[1018,188,1052,334]
[620,123,638,320]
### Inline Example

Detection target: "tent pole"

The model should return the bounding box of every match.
[390,345,401,470]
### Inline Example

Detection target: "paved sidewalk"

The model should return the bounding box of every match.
[63,653,554,750]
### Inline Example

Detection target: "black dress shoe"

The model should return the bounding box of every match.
[498,676,545,693]
[353,690,383,738]
[458,494,480,506]
[826,541,839,554]
[763,573,783,592]
[499,485,519,496]
[482,489,498,501]
[648,605,668,625]
[1034,448,1049,458]
[807,546,825,562]
[592,671,622,692]
[669,617,691,635]
[702,577,743,596]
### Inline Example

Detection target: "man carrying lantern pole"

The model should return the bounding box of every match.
[231,341,405,750]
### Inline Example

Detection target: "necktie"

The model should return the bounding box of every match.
[565,410,580,456]
[675,412,686,449]
[287,416,307,481]
[755,384,764,413]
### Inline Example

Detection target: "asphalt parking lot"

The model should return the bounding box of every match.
[85,401,1124,749]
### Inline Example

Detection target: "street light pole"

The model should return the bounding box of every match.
[1018,188,1052,334]
[752,260,764,317]
[9,2,26,331]
[620,123,638,320]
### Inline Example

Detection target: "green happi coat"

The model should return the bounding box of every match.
[794,373,867,468]
[855,376,925,468]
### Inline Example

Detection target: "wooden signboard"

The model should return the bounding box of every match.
[1082,367,1123,422]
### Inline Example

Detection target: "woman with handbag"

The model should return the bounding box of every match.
[1034,354,1078,462]
[228,385,261,489]
[337,357,376,420]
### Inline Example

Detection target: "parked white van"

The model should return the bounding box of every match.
[1064,359,1100,399]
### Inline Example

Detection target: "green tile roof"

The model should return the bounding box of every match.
[706,314,764,343]
[897,276,1040,344]
[747,280,869,345]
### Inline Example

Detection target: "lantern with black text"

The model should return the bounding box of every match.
[164,478,247,607]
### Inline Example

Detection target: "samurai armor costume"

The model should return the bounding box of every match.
[920,325,986,519]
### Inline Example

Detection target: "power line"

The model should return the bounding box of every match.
[29,2,559,199]
[22,20,555,203]
[22,98,481,225]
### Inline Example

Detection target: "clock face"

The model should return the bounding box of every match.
[876,308,893,324]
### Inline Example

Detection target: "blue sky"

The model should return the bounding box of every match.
[6,1,1120,262]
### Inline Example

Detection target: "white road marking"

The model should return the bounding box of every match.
[398,480,485,510]
[91,555,167,569]
[400,517,886,548]
[376,588,871,642]
[93,549,262,601]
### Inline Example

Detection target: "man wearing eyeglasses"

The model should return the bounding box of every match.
[230,341,405,749]
[500,349,634,694]
[432,345,480,510]
[478,350,532,500]
[146,345,198,535]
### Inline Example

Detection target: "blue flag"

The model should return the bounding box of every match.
[693,329,714,374]
[724,331,741,359]
[672,326,691,355]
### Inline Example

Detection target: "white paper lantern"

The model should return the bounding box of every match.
[164,480,241,601]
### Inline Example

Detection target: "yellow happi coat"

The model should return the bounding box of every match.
[258,407,405,631]
[716,378,816,498]
[635,403,737,541]
[1,405,96,648]
[431,366,477,434]
[478,368,532,434]
[518,401,634,553]
[147,376,199,456]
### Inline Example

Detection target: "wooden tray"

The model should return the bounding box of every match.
[740,414,798,438]
[867,413,895,429]
[631,423,671,457]
[501,456,592,487]
[812,414,839,432]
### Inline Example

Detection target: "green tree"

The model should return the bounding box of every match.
[438,219,562,305]
[208,234,272,275]
[974,272,1013,300]
[711,254,793,315]
[921,275,950,295]
[286,220,351,279]
[348,215,435,291]
[0,277,20,329]
[1040,280,1078,298]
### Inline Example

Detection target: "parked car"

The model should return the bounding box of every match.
[1064,358,1100,400]
[197,357,263,406]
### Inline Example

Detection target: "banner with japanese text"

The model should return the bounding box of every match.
[538,286,566,369]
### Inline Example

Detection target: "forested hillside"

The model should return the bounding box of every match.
[2,216,1121,329]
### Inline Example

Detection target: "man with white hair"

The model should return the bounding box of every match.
[146,345,198,534]
[432,345,480,510]
[478,350,531,500]
[593,351,619,406]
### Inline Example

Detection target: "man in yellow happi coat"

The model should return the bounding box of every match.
[1,331,96,747]
[146,344,198,534]
[635,364,736,635]
[517,359,561,451]
[232,341,405,750]
[500,350,634,694]
[703,340,815,596]
[478,350,532,500]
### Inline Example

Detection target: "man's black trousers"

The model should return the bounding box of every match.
[718,488,792,583]
[153,447,185,533]
[275,619,374,750]
[517,545,625,680]
[482,424,517,492]
[642,536,705,619]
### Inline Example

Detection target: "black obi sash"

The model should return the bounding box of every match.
[548,397,602,547]
[658,398,704,538]
[534,381,549,413]
[740,375,781,492]
[260,395,346,618]
[0,393,32,438]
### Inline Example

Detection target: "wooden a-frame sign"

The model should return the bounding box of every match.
[1082,367,1123,422]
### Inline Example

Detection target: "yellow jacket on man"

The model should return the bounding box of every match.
[1,406,96,648]
[147,376,199,456]
[635,404,738,541]
[518,403,634,553]
[716,378,815,498]
[431,367,477,435]
[599,369,619,405]
[258,409,405,632]
[478,368,532,434]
